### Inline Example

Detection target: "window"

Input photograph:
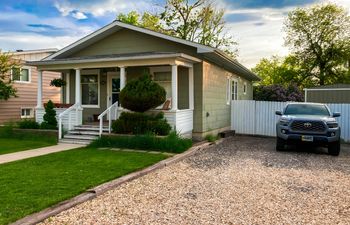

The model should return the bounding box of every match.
[243,82,247,95]
[12,67,30,82]
[81,74,99,106]
[21,108,34,118]
[231,79,238,100]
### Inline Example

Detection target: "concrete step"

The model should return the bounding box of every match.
[59,138,92,145]
[64,134,99,141]
[74,125,109,132]
[68,130,100,136]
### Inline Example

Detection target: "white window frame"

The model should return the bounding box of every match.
[11,66,31,83]
[231,78,238,101]
[21,108,34,119]
[226,77,231,105]
[81,69,100,108]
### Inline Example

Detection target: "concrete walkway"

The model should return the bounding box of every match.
[0,143,85,165]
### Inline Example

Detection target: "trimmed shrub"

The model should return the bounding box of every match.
[120,74,166,112]
[112,112,171,135]
[41,100,57,130]
[254,84,304,102]
[17,119,40,129]
[90,131,192,153]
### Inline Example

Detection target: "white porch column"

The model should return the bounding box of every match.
[171,64,178,111]
[36,70,43,108]
[66,72,70,104]
[120,66,126,90]
[189,67,194,110]
[75,69,81,106]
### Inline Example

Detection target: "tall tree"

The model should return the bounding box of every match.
[160,0,237,57]
[252,55,316,88]
[117,0,237,57]
[284,3,350,85]
[0,51,18,100]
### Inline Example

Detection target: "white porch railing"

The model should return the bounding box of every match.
[58,103,82,139]
[98,101,119,136]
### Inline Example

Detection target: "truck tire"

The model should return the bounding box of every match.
[276,137,285,151]
[328,141,340,156]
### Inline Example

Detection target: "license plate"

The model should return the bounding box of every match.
[301,135,313,142]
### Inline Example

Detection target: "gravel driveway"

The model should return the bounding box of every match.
[43,136,350,225]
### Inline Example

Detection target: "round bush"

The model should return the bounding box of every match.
[120,75,166,112]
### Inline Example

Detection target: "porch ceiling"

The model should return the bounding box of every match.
[26,52,201,71]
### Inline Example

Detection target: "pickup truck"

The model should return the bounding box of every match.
[275,103,341,156]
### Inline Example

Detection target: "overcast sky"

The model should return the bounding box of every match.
[0,0,349,68]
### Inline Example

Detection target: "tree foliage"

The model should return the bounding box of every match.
[119,73,166,112]
[284,3,350,85]
[252,55,316,88]
[0,51,18,100]
[116,0,237,57]
[254,84,304,102]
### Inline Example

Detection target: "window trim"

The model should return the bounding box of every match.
[20,108,34,119]
[81,69,100,108]
[11,66,32,83]
[231,78,238,101]
[243,82,247,95]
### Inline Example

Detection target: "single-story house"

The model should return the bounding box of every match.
[27,20,259,143]
[0,49,61,124]
[304,84,350,103]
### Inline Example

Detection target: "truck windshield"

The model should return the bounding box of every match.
[284,104,330,116]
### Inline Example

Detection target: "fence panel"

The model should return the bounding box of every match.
[231,100,350,142]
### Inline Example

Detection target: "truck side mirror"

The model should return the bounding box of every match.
[333,112,341,117]
[275,110,282,116]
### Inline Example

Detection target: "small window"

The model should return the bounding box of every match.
[231,80,238,100]
[21,108,34,118]
[12,67,30,82]
[243,83,247,95]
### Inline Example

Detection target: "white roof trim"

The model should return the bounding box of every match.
[29,53,201,66]
[11,48,58,55]
[304,88,350,91]
[46,21,214,60]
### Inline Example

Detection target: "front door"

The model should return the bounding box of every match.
[107,72,120,120]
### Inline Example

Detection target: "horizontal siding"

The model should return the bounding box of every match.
[0,67,61,124]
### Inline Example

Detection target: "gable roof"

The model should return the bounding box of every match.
[42,20,259,81]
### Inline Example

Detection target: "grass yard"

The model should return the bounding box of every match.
[0,138,55,155]
[0,147,168,225]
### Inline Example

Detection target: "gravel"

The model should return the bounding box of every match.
[42,136,350,225]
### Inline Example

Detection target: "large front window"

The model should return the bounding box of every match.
[81,74,99,106]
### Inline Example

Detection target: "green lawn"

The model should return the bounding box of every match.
[0,147,168,225]
[0,138,55,155]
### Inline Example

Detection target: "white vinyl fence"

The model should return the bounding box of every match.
[231,100,350,142]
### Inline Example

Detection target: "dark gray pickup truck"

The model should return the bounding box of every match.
[275,103,341,156]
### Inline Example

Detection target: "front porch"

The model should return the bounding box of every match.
[34,53,198,140]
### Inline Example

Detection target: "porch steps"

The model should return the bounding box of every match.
[59,125,109,145]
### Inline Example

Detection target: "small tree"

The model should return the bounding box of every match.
[41,100,57,129]
[0,50,18,100]
[120,73,166,112]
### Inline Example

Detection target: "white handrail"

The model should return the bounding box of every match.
[98,101,119,136]
[58,103,80,139]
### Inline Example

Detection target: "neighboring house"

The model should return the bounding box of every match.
[304,84,350,103]
[28,21,259,141]
[0,49,61,124]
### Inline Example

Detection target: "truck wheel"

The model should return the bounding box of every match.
[276,137,285,151]
[328,141,340,156]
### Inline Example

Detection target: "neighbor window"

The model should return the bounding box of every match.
[12,67,30,82]
[243,82,247,95]
[231,80,238,100]
[21,108,33,118]
[81,75,99,106]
